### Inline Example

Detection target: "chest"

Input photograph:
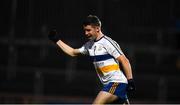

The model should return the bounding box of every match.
[88,43,107,56]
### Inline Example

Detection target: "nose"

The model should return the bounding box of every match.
[85,31,88,35]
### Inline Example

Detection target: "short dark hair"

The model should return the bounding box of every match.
[83,15,101,27]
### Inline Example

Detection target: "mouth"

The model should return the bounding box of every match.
[87,36,92,39]
[86,34,91,39]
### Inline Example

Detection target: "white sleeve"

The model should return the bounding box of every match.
[78,45,88,55]
[105,40,124,59]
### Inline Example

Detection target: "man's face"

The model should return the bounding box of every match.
[83,25,99,40]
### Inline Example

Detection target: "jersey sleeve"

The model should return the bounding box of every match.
[104,40,124,59]
[78,45,88,55]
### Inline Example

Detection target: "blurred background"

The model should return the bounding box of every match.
[1,0,180,104]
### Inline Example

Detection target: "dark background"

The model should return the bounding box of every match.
[0,0,180,104]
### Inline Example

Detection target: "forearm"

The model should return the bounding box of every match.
[117,55,133,79]
[121,59,133,79]
[56,40,79,57]
[122,58,136,92]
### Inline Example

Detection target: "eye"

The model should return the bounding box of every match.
[86,29,91,32]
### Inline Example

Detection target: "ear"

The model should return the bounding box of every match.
[96,26,100,32]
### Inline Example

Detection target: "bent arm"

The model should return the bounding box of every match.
[56,40,80,57]
[116,55,133,79]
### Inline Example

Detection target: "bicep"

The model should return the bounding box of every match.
[73,49,81,56]
[116,54,129,64]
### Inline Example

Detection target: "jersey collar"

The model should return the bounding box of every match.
[94,35,105,42]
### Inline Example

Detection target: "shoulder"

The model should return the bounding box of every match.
[102,35,119,46]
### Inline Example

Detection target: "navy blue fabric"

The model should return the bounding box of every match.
[102,82,128,100]
[90,54,114,62]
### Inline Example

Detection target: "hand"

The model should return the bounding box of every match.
[48,29,61,43]
[127,79,136,92]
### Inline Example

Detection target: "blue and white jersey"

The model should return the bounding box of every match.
[78,35,128,85]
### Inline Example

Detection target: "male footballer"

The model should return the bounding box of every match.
[48,15,135,104]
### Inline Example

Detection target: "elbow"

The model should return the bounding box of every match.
[120,56,130,64]
[69,51,78,57]
[69,49,79,57]
[117,55,130,64]
[70,54,77,57]
[125,58,130,63]
[124,58,131,65]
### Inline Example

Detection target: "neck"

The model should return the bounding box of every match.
[96,32,104,41]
